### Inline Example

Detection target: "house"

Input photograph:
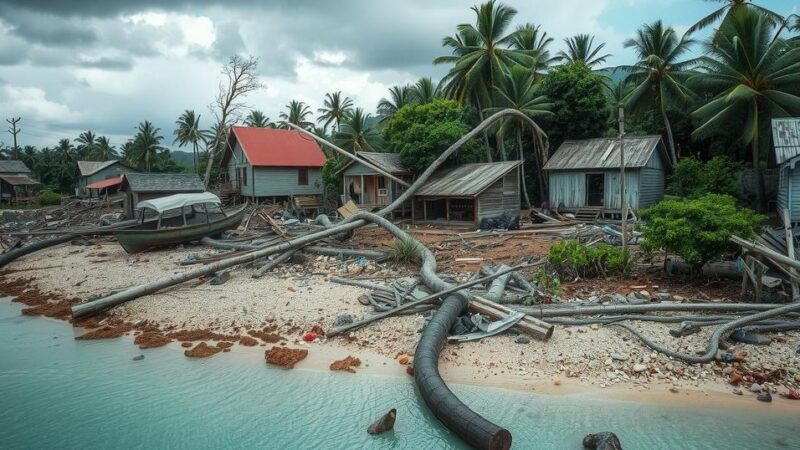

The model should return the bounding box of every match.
[544,135,670,218]
[411,161,522,229]
[76,160,138,198]
[337,152,412,213]
[220,126,326,203]
[0,160,39,205]
[773,118,800,223]
[120,172,205,218]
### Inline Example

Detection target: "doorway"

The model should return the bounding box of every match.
[586,173,604,207]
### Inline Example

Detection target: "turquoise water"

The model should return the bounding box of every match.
[0,299,797,450]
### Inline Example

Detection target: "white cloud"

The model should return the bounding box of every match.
[0,85,82,124]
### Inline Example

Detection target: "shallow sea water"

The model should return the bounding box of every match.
[0,299,797,449]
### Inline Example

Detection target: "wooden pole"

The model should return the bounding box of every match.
[618,107,628,254]
[782,208,800,298]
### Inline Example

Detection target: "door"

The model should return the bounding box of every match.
[586,173,604,207]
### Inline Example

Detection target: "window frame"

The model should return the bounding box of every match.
[298,167,309,186]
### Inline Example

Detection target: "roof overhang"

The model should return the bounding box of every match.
[86,176,123,190]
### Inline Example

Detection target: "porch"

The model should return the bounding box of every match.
[412,196,477,227]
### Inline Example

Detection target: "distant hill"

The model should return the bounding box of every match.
[169,150,196,168]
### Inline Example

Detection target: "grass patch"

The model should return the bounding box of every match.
[390,239,422,266]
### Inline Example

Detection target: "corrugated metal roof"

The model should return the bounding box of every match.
[336,151,408,174]
[0,174,39,185]
[543,136,668,171]
[122,173,205,193]
[77,160,119,176]
[86,176,123,190]
[0,160,31,174]
[416,161,521,197]
[772,118,800,165]
[227,126,326,167]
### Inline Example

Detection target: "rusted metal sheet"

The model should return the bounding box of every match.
[772,118,800,165]
[543,135,668,171]
[416,161,522,197]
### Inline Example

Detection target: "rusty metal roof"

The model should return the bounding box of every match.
[543,135,668,171]
[416,161,521,197]
[0,160,31,174]
[772,118,800,165]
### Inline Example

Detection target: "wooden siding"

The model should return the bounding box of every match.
[778,165,789,217]
[477,169,520,220]
[342,161,380,176]
[226,142,323,197]
[638,168,664,208]
[549,172,585,208]
[789,165,800,222]
[77,163,134,196]
[604,171,640,209]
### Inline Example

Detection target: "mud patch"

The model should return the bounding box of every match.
[216,341,234,349]
[75,323,133,340]
[134,332,172,349]
[184,342,222,358]
[329,355,361,373]
[265,346,308,369]
[238,336,259,346]
[168,329,239,342]
[248,329,282,343]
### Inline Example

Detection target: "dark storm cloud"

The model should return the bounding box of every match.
[81,57,134,71]
[0,6,97,46]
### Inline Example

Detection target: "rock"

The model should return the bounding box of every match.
[132,355,144,361]
[732,388,743,395]
[291,253,307,265]
[669,387,679,394]
[611,353,628,362]
[633,364,647,373]
[367,408,396,435]
[590,324,599,331]
[553,376,562,386]
[750,383,762,393]
[334,314,354,327]
[515,335,531,344]
[656,292,671,301]
[582,432,622,450]
[757,392,772,403]
[209,271,230,286]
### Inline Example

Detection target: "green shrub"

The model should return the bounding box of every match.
[548,241,631,278]
[667,156,741,198]
[639,194,763,266]
[530,268,563,302]
[390,239,422,266]
[38,189,62,206]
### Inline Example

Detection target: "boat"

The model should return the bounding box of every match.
[114,192,246,253]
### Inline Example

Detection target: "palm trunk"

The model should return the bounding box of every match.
[752,135,765,212]
[516,128,532,209]
[475,96,493,162]
[497,131,507,161]
[192,142,198,174]
[660,104,678,165]
[531,129,547,204]
[203,127,223,188]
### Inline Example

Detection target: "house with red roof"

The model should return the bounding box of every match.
[220,126,326,201]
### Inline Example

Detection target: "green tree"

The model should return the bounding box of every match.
[620,20,698,164]
[74,130,97,159]
[244,110,272,128]
[485,65,552,207]
[384,99,484,172]
[377,85,415,122]
[688,0,785,35]
[509,23,557,82]
[537,61,609,151]
[667,155,742,198]
[411,78,439,104]
[317,91,353,132]
[556,34,611,68]
[690,8,800,211]
[334,108,382,152]
[173,110,212,174]
[279,100,314,129]
[94,136,117,160]
[131,121,166,172]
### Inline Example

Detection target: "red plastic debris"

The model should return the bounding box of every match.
[303,332,317,342]
[782,390,800,400]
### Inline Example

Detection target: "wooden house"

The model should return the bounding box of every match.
[220,126,326,203]
[412,161,522,229]
[0,160,39,205]
[76,160,138,198]
[544,136,670,219]
[773,118,800,223]
[120,173,205,218]
[337,152,412,213]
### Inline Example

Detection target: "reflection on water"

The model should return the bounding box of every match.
[0,299,795,449]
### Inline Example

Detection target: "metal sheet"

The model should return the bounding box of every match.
[772,118,800,165]
[543,136,668,171]
[416,161,522,197]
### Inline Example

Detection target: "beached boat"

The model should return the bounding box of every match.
[114,192,246,253]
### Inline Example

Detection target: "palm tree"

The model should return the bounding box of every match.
[690,8,800,211]
[688,0,785,35]
[509,23,557,82]
[55,138,76,161]
[411,78,438,104]
[74,130,97,159]
[94,136,117,160]
[619,21,698,165]
[244,110,272,128]
[485,65,552,208]
[120,140,136,163]
[317,91,353,132]
[173,110,212,174]
[334,108,382,152]
[377,85,415,121]
[557,34,612,68]
[279,100,314,129]
[132,121,166,172]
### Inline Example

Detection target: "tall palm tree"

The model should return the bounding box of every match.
[279,100,314,129]
[132,121,166,172]
[557,34,612,68]
[56,138,76,161]
[334,108,382,152]
[690,8,800,211]
[74,130,97,159]
[411,78,438,104]
[94,136,117,160]
[509,23,557,82]
[317,91,353,132]
[619,21,698,164]
[485,65,552,207]
[377,85,415,122]
[244,110,272,128]
[120,140,136,163]
[688,0,785,35]
[173,110,212,174]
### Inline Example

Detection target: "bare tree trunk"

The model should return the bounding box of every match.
[516,128,532,209]
[531,129,547,205]
[660,104,677,165]
[203,127,222,187]
[475,97,493,162]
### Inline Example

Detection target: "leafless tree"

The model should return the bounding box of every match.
[203,55,264,187]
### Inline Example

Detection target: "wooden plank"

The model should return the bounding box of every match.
[337,200,359,219]
[783,209,800,299]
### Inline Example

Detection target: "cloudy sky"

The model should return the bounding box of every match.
[0,0,797,150]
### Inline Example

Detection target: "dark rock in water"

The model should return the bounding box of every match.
[334,314,353,327]
[132,355,144,361]
[209,271,231,286]
[730,330,772,346]
[757,392,772,403]
[367,408,396,435]
[583,432,623,450]
[515,335,531,344]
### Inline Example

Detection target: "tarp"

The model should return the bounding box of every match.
[86,176,122,190]
[136,192,220,213]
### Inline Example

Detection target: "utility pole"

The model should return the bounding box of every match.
[6,117,21,160]
[618,107,627,254]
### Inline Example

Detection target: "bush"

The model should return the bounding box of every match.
[390,240,422,266]
[548,240,631,278]
[38,189,62,206]
[639,194,763,266]
[667,156,741,198]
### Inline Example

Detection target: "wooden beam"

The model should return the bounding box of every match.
[783,208,799,298]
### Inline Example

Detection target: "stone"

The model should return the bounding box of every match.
[750,383,762,393]
[209,271,231,286]
[515,335,531,344]
[757,392,772,403]
[633,364,647,373]
[732,388,743,395]
[611,353,628,362]
[669,387,679,394]
[367,409,396,435]
[334,314,354,327]
[590,324,599,331]
[132,355,144,361]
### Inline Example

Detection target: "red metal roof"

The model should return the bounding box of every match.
[86,176,123,190]
[229,126,326,168]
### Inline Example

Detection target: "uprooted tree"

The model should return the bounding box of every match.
[202,55,264,187]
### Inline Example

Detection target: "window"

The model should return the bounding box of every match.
[377,176,386,189]
[298,168,309,185]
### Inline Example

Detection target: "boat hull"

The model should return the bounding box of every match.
[114,206,246,253]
